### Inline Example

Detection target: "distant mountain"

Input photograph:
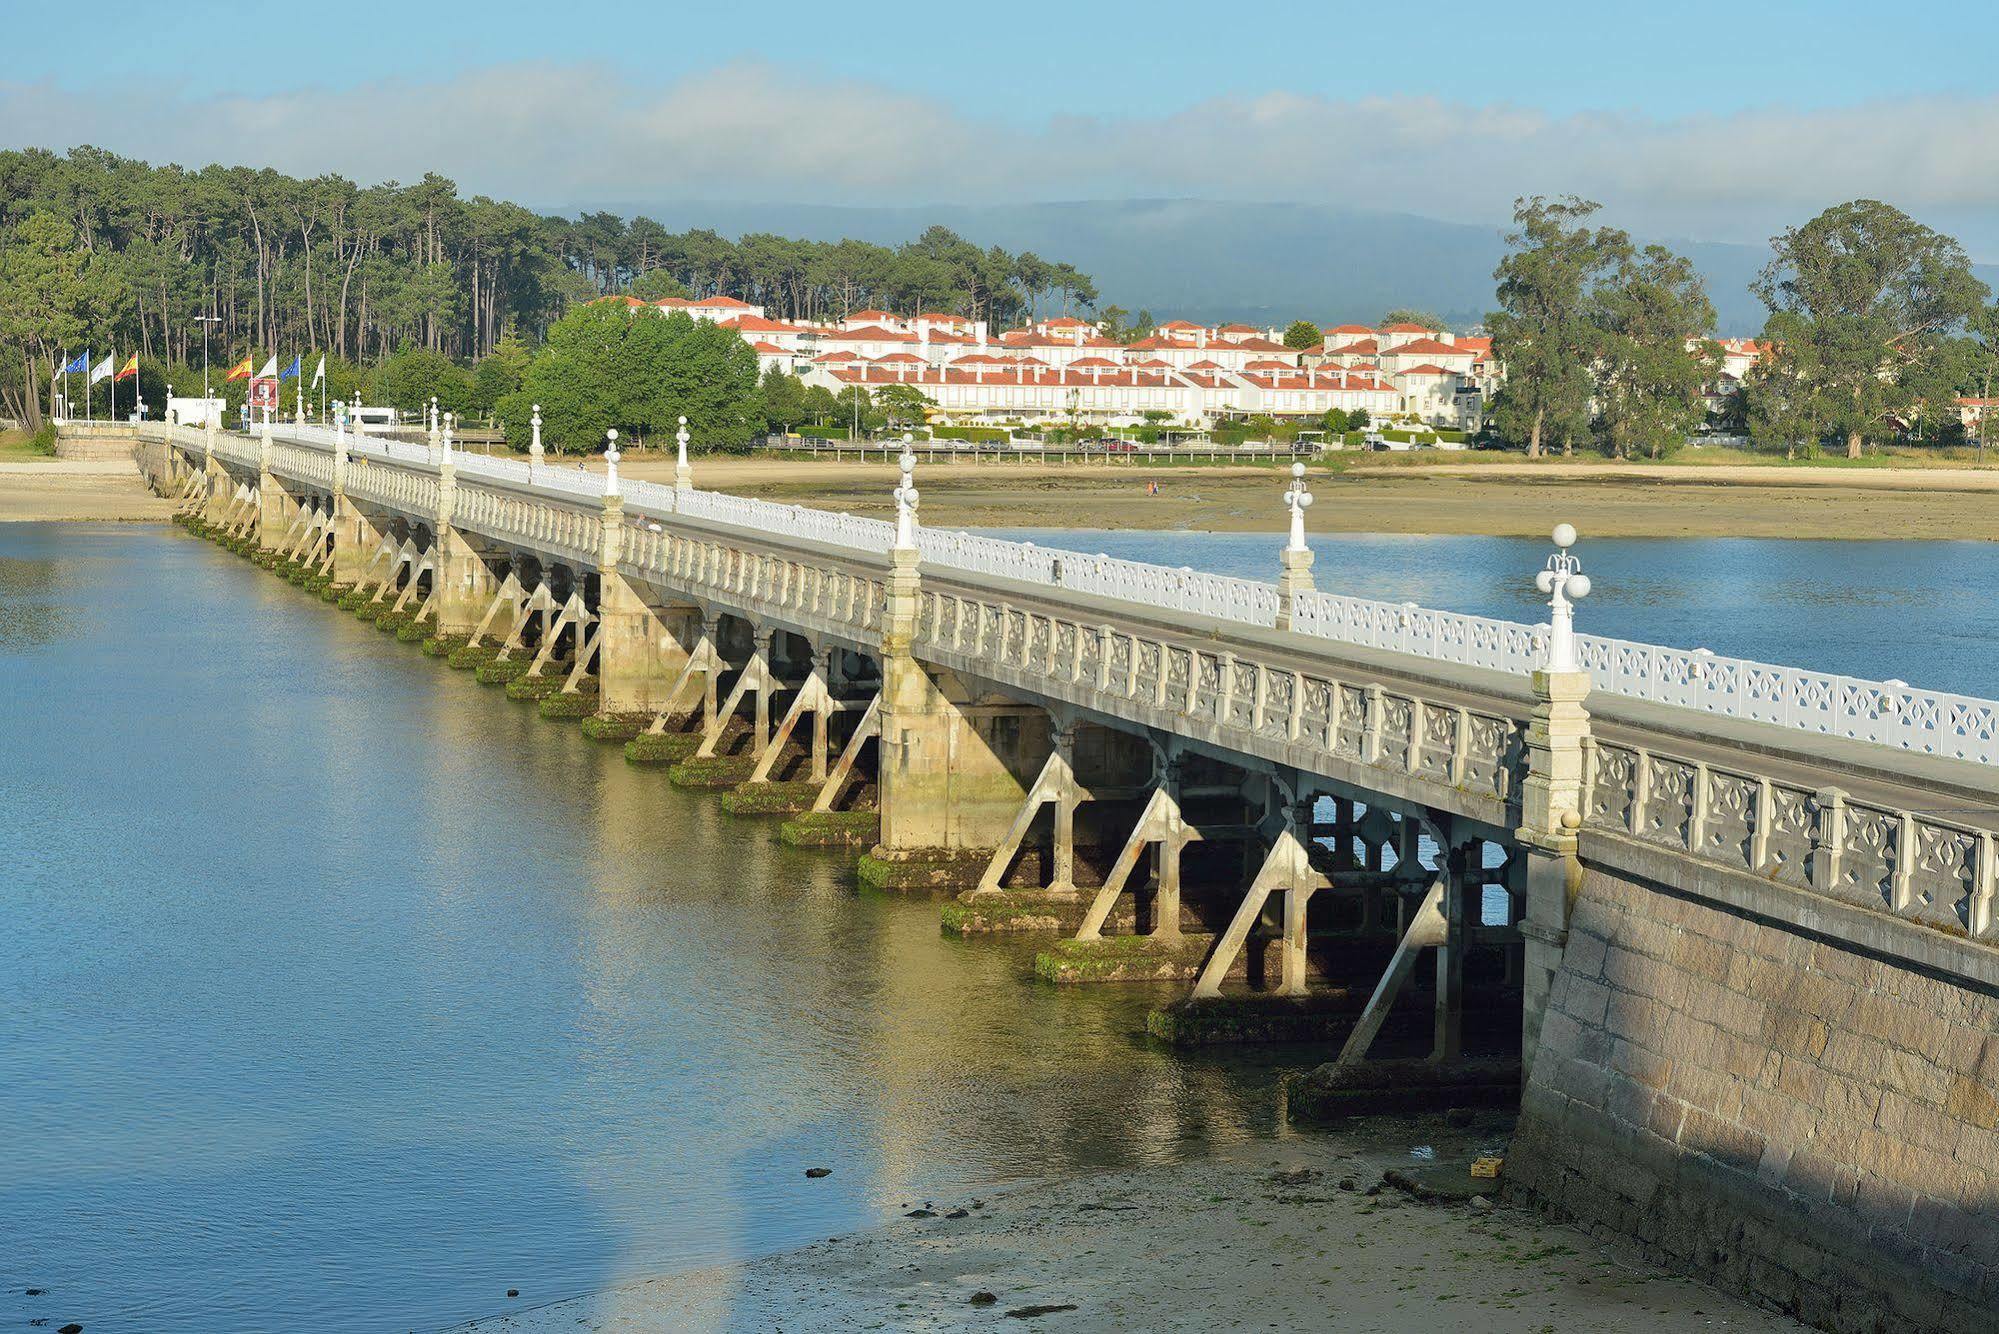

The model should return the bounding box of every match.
[570,198,1999,337]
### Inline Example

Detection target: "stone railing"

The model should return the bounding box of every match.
[454,478,602,569]
[185,422,1999,769]
[914,582,1521,811]
[621,521,887,637]
[1583,737,1996,942]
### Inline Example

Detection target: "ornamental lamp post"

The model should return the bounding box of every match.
[674,415,692,493]
[529,404,544,478]
[604,428,621,497]
[1535,523,1592,674]
[441,412,455,464]
[893,442,919,551]
[1275,460,1316,629]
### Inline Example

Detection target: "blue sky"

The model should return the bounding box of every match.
[18,0,1994,118]
[7,0,1998,251]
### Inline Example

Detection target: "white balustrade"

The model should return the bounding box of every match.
[240,422,1997,765]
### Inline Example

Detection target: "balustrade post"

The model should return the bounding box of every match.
[1274,462,1316,631]
[1812,787,1848,898]
[1516,524,1595,1080]
[255,419,287,550]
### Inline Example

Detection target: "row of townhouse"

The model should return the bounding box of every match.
[609,295,1498,428]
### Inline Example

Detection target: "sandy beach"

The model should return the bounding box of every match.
[0,459,175,522]
[613,456,1999,540]
[455,1114,1800,1333]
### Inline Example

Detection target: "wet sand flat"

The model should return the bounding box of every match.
[613,457,1999,540]
[457,1125,1801,1332]
[0,460,175,522]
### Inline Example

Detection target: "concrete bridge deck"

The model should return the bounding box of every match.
[138,416,1999,1333]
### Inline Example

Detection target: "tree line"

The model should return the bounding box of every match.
[1488,196,1999,459]
[0,146,1097,429]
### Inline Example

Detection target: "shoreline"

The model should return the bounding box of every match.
[453,1118,1800,1332]
[0,459,176,523]
[615,457,1999,541]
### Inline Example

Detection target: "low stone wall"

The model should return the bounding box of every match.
[1509,863,1999,1333]
[55,422,139,461]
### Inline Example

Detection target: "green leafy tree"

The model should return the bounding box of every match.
[628,268,691,302]
[1380,308,1447,331]
[0,210,121,428]
[1488,196,1613,457]
[1320,407,1351,434]
[1283,319,1322,351]
[758,367,808,432]
[1590,245,1716,458]
[1751,200,1988,459]
[803,383,839,426]
[875,382,933,432]
[471,326,531,415]
[369,345,473,418]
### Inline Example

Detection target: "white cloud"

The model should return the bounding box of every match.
[4,61,1997,251]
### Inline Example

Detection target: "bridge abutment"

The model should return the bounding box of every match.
[1508,857,1999,1333]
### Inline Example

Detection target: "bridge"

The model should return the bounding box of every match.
[135,412,1999,1333]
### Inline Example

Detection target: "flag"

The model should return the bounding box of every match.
[254,355,278,380]
[115,354,139,381]
[88,355,114,385]
[310,355,325,387]
[277,354,302,381]
[60,352,88,374]
[225,356,254,381]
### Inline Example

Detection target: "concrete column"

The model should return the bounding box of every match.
[256,475,291,550]
[1515,667,1591,1077]
[1151,755,1186,939]
[433,526,496,633]
[203,455,231,524]
[598,582,695,716]
[331,494,373,588]
[1049,722,1079,892]
[811,644,836,781]
[1274,545,1315,631]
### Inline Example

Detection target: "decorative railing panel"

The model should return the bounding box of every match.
[1584,738,1996,943]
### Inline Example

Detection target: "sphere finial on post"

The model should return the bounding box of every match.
[1283,460,1314,553]
[893,444,920,550]
[1536,523,1592,673]
[604,427,621,497]
[675,414,692,492]
[1273,460,1317,627]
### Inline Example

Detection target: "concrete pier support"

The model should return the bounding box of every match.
[598,583,695,716]
[434,526,499,634]
[331,495,375,588]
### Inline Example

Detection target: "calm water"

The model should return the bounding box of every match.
[0,526,1286,1334]
[992,529,1999,699]
[1,523,1992,1333]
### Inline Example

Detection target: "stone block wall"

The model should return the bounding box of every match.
[1509,866,1999,1334]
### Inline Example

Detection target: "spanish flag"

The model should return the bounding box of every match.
[115,353,139,381]
[225,356,254,382]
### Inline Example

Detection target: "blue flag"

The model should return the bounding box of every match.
[60,352,88,374]
[277,355,302,381]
